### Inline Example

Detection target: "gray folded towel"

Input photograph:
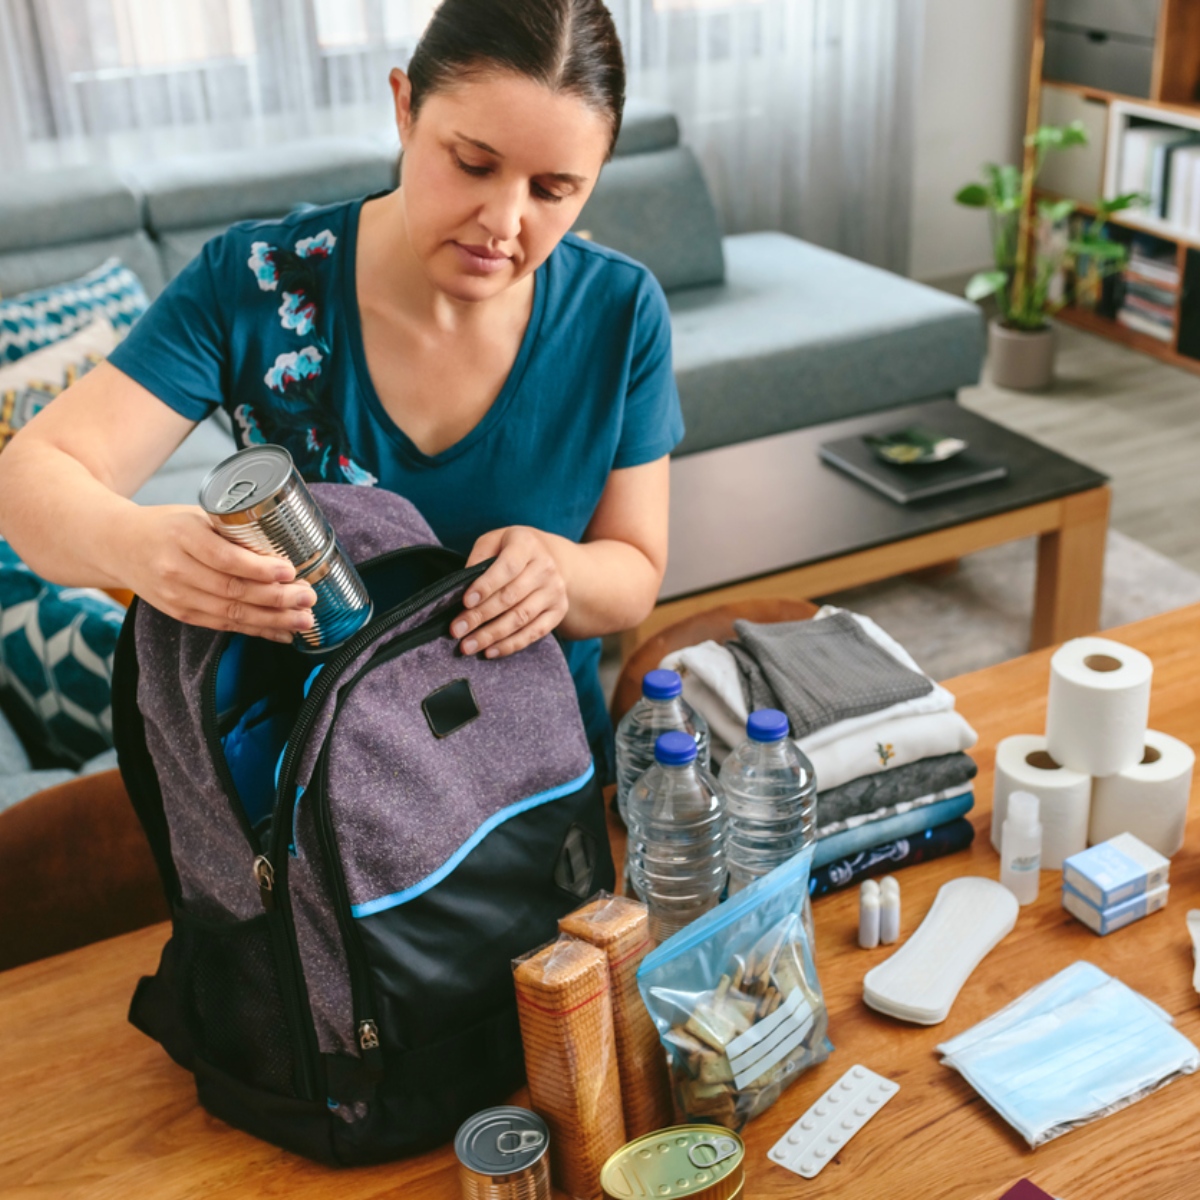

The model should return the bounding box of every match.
[816,752,978,830]
[729,612,934,738]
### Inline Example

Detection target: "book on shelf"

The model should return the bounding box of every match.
[1152,133,1200,219]
[1124,271,1179,300]
[1117,308,1175,342]
[1124,293,1175,324]
[1120,127,1195,209]
[1167,145,1200,229]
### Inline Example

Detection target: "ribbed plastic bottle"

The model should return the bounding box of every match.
[718,708,817,895]
[615,668,711,829]
[625,731,726,943]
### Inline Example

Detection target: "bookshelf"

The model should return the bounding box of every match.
[1025,0,1200,376]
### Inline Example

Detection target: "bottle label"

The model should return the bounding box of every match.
[1010,854,1041,872]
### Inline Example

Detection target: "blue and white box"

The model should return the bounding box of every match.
[1062,832,1170,909]
[1062,881,1170,935]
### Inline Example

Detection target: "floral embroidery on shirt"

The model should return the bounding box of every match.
[238,225,376,487]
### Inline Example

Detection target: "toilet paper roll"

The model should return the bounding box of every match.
[1089,729,1194,858]
[992,734,1091,868]
[1046,637,1153,778]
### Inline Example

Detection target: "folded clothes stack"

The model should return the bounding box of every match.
[661,606,979,894]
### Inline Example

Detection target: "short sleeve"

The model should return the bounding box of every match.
[106,236,229,422]
[612,273,684,469]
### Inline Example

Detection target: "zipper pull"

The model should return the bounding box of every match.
[358,1019,384,1079]
[253,855,276,912]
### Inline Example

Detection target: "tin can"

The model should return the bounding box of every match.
[601,1126,744,1200]
[199,445,372,652]
[454,1107,551,1200]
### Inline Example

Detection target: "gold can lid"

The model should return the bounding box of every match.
[601,1125,744,1199]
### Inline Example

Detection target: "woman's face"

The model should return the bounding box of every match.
[390,68,613,303]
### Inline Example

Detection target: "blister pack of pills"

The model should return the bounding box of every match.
[767,1064,898,1179]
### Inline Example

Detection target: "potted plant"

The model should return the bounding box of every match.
[955,121,1140,390]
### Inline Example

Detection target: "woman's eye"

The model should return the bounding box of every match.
[532,182,566,204]
[454,154,491,177]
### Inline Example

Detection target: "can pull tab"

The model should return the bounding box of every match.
[496,1129,546,1155]
[219,477,259,511]
[687,1137,740,1169]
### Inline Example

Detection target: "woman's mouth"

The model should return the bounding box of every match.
[453,243,512,275]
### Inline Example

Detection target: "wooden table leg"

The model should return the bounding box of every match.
[1031,485,1110,649]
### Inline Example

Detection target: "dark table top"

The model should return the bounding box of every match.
[662,397,1109,601]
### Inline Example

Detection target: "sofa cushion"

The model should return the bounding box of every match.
[668,232,986,455]
[0,257,150,364]
[0,541,125,767]
[0,165,140,255]
[577,146,725,291]
[0,232,167,300]
[129,137,398,236]
[613,99,680,156]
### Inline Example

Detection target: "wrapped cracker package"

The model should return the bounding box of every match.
[558,893,673,1137]
[513,936,626,1199]
[636,848,832,1131]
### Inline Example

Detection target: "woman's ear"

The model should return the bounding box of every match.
[389,68,415,143]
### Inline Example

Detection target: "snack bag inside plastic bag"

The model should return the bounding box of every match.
[636,848,832,1131]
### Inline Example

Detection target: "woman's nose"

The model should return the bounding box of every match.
[478,183,524,244]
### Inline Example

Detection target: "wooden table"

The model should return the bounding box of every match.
[5,606,1200,1200]
[630,398,1111,655]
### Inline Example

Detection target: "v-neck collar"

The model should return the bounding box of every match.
[341,195,547,467]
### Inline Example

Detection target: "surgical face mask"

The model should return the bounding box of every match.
[937,960,1200,1146]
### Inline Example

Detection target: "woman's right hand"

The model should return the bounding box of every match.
[118,505,316,644]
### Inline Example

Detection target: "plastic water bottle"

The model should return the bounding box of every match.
[719,709,817,895]
[626,731,726,943]
[615,669,710,828]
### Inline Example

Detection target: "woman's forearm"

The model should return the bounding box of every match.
[549,533,662,640]
[0,435,141,589]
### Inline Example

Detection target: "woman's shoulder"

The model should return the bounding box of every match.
[550,233,669,318]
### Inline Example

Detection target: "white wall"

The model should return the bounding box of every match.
[908,0,1033,282]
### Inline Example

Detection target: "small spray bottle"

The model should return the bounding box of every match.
[1000,790,1042,906]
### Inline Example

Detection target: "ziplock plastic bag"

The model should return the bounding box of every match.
[636,848,832,1131]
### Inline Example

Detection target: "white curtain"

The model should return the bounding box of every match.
[2,0,921,271]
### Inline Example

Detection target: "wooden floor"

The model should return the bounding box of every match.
[959,321,1200,574]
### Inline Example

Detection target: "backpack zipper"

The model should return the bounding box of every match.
[271,557,488,1073]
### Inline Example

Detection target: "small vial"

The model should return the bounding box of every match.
[879,876,901,944]
[1000,790,1042,906]
[859,880,881,948]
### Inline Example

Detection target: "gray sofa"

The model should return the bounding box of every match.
[0,99,983,500]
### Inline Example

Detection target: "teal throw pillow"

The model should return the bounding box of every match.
[0,540,125,766]
[0,258,149,364]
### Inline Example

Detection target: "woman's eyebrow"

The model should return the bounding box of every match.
[454,131,587,185]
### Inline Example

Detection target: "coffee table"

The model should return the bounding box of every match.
[629,397,1110,653]
[3,605,1197,1199]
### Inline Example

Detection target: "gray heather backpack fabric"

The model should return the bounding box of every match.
[113,484,614,1165]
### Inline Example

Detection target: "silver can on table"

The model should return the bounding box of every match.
[454,1107,551,1200]
[199,444,373,653]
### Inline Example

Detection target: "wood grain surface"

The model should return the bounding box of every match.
[4,606,1200,1200]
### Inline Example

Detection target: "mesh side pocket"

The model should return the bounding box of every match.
[175,909,297,1097]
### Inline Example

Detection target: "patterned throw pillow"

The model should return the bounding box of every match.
[0,258,148,364]
[0,318,119,453]
[0,540,125,767]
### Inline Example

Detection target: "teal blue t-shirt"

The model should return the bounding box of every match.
[107,197,684,774]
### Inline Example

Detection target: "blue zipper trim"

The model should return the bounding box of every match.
[350,760,596,917]
[638,844,815,979]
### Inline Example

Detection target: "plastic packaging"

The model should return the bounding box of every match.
[512,937,626,1199]
[558,894,673,1138]
[1000,790,1042,906]
[858,880,880,949]
[718,708,816,895]
[616,669,711,825]
[637,848,831,1131]
[625,731,726,943]
[879,875,901,944]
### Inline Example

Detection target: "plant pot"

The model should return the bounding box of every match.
[988,319,1055,391]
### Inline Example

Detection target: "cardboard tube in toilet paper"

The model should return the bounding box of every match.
[1045,637,1153,777]
[992,734,1091,867]
[1089,729,1194,857]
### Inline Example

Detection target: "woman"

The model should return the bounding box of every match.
[0,0,682,777]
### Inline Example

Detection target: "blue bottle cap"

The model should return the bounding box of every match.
[747,708,789,742]
[655,730,698,765]
[643,669,682,701]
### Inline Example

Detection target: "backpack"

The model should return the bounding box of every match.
[113,484,615,1165]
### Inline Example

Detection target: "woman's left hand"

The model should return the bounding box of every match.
[453,526,569,658]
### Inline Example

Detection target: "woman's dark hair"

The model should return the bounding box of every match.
[407,0,626,157]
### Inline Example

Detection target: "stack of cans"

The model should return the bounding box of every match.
[200,445,372,653]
